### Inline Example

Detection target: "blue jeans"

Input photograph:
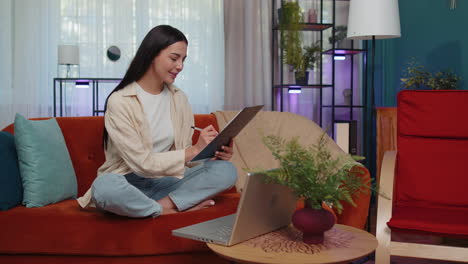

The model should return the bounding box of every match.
[91,160,237,218]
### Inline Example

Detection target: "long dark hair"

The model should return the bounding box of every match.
[103,25,188,149]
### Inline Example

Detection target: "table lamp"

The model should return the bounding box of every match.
[58,45,80,78]
[347,0,401,107]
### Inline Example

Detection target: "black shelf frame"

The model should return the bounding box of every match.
[273,23,333,31]
[53,78,121,117]
[271,0,368,155]
[272,0,331,117]
[274,84,333,89]
[323,48,366,55]
[272,0,333,128]
[322,105,365,108]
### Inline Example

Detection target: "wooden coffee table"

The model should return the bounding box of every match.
[207,224,378,264]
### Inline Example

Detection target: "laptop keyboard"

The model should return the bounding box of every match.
[214,225,232,238]
[172,214,236,244]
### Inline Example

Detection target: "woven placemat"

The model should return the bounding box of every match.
[243,225,355,254]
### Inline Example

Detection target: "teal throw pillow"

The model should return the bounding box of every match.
[14,114,77,207]
[0,131,23,210]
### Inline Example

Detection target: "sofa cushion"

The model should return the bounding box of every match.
[191,114,219,144]
[2,115,223,197]
[0,252,229,264]
[0,192,239,256]
[1,117,107,197]
[49,117,106,196]
[0,131,22,210]
[14,114,77,207]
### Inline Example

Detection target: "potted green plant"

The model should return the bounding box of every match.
[401,59,462,90]
[279,1,303,74]
[295,42,322,85]
[279,1,323,85]
[251,133,370,244]
[400,59,431,89]
[427,71,461,90]
[328,25,348,48]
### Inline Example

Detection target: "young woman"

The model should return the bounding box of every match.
[77,25,237,218]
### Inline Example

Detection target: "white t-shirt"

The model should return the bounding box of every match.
[136,84,174,153]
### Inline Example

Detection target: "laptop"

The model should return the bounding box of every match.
[172,172,297,246]
[190,105,264,162]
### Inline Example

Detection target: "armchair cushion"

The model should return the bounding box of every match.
[397,136,468,208]
[398,90,468,138]
[388,205,468,236]
[390,90,468,237]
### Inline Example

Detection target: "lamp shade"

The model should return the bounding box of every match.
[58,45,79,65]
[347,0,401,40]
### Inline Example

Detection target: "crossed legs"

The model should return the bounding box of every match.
[91,160,237,218]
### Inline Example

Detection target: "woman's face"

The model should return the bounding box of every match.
[151,41,187,85]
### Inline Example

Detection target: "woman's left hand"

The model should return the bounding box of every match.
[213,139,234,161]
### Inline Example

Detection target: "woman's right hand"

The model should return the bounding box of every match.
[185,125,218,163]
[194,125,218,153]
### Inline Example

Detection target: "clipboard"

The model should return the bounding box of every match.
[190,105,264,162]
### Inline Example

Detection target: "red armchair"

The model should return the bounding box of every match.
[375,90,468,263]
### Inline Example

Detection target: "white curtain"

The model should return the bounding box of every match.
[0,0,224,129]
[224,0,272,111]
[0,0,59,129]
[0,0,14,128]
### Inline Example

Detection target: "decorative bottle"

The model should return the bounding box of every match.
[308,8,317,23]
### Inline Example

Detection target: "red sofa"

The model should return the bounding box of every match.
[0,114,371,264]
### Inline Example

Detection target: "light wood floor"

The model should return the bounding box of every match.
[358,201,468,264]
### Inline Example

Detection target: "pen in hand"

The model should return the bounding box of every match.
[191,126,203,132]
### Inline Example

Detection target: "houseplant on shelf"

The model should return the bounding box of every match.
[294,42,322,85]
[251,133,370,244]
[279,1,323,85]
[328,25,348,48]
[279,1,302,72]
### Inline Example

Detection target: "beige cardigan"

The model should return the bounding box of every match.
[77,82,194,208]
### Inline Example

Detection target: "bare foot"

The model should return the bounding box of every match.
[186,199,215,212]
[160,199,215,215]
[161,207,178,215]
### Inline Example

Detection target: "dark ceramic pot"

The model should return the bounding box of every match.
[295,71,309,86]
[291,203,335,244]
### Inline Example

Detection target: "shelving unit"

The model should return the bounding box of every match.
[271,0,367,155]
[273,23,333,31]
[53,78,121,117]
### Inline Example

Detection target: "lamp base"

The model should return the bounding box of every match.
[57,64,80,78]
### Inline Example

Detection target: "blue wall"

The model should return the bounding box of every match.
[376,0,468,106]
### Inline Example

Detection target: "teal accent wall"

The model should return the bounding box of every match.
[377,0,468,106]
